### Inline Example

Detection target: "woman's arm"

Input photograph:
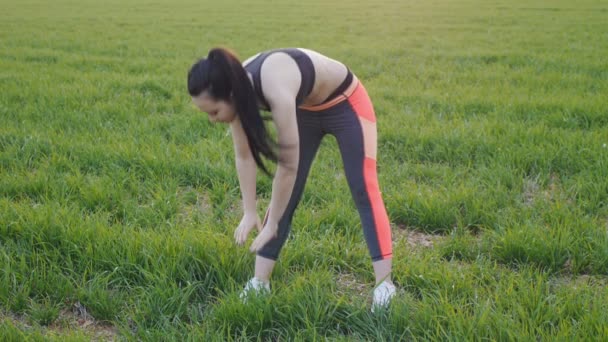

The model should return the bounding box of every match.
[231,117,257,214]
[248,98,299,252]
[249,52,302,252]
[231,118,261,245]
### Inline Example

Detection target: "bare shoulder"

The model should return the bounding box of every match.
[260,52,302,104]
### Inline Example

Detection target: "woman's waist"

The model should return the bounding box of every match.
[298,71,359,112]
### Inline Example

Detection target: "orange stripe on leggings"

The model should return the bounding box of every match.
[363,158,391,258]
[348,83,392,259]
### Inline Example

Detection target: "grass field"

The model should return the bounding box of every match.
[1,0,608,340]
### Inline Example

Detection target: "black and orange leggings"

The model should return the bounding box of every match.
[257,77,393,262]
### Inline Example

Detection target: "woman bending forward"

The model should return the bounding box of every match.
[188,47,396,310]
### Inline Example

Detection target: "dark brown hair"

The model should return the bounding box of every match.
[188,48,277,175]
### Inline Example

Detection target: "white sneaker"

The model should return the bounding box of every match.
[372,280,396,313]
[239,277,270,301]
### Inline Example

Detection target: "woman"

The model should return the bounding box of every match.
[187,47,395,311]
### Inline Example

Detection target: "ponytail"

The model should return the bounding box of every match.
[188,47,278,176]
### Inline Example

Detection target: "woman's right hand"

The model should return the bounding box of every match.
[234,212,262,246]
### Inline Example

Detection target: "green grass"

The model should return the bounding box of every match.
[1,0,608,340]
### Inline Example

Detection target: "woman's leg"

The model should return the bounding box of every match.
[254,255,276,283]
[328,84,393,286]
[253,110,325,282]
[372,258,392,285]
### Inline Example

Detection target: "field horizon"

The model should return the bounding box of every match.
[1,0,607,340]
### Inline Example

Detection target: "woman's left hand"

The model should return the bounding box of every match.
[249,221,278,253]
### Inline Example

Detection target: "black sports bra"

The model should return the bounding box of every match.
[244,48,315,110]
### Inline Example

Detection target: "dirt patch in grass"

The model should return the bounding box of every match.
[52,302,119,341]
[549,274,608,290]
[392,224,443,249]
[523,173,563,206]
[335,272,369,300]
[177,187,212,224]
[2,303,119,341]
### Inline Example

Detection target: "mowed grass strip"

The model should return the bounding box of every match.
[1,0,607,339]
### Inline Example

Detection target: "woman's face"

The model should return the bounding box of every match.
[191,91,237,124]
